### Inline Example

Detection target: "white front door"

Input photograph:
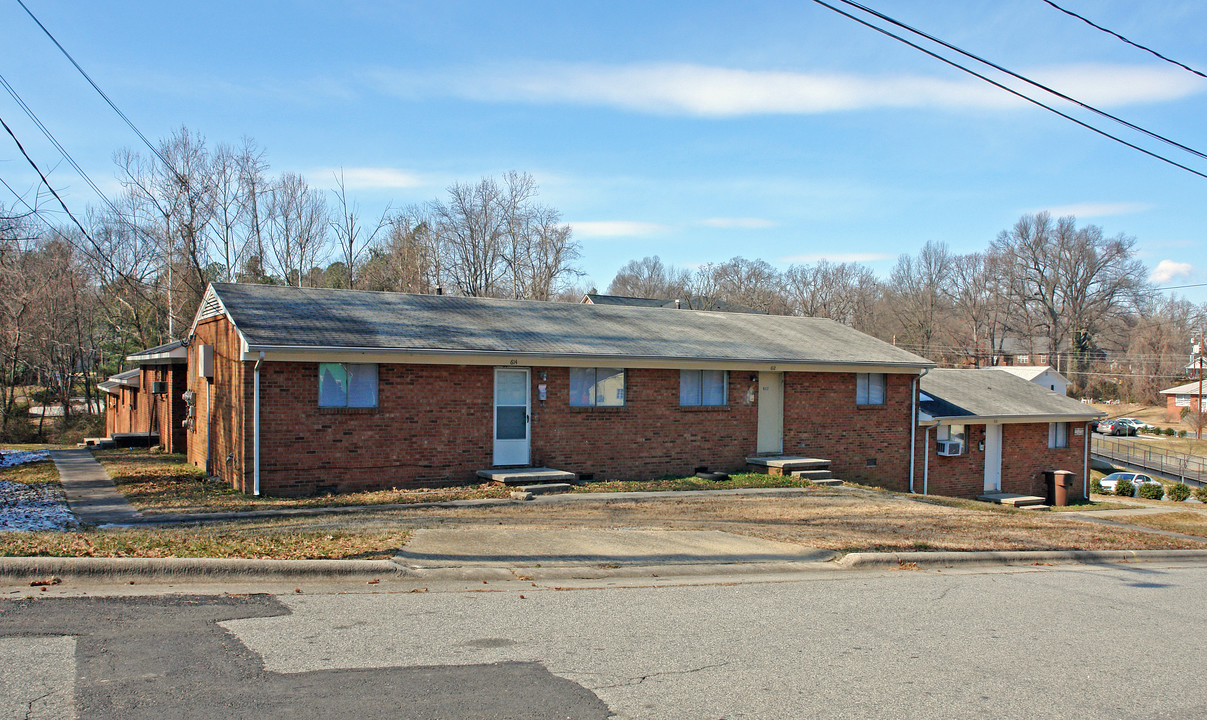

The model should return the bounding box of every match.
[756,371,784,454]
[493,368,530,466]
[984,423,1002,493]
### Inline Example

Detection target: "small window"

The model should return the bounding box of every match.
[570,368,625,407]
[1049,422,1068,448]
[937,423,966,445]
[1176,394,1191,407]
[319,363,378,407]
[856,373,886,405]
[680,370,727,406]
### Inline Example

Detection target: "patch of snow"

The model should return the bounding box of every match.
[0,450,78,531]
[0,449,50,468]
[0,480,78,532]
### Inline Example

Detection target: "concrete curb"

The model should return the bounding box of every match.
[4,549,1207,585]
[0,557,410,583]
[838,549,1207,569]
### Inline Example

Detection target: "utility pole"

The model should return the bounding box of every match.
[1199,329,1205,441]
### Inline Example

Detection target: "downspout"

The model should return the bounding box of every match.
[910,368,929,494]
[1083,420,1090,498]
[253,351,264,496]
[923,426,931,495]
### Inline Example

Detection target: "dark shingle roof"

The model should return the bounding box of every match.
[584,293,761,314]
[920,368,1101,421]
[128,339,186,357]
[209,283,933,368]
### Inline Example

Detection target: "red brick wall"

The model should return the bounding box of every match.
[138,364,188,453]
[188,316,252,492]
[783,371,915,490]
[106,385,141,435]
[530,368,760,480]
[1001,422,1087,499]
[915,421,1088,500]
[253,362,494,495]
[1166,395,1199,423]
[226,363,918,496]
[917,424,988,498]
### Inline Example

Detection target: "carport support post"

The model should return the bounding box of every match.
[1083,421,1090,498]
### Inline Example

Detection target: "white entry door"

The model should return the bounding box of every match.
[493,368,530,466]
[756,371,784,454]
[984,423,1003,493]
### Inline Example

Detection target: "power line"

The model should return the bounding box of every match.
[15,0,184,185]
[0,112,94,243]
[834,0,1207,162]
[807,0,1207,180]
[1159,281,1207,291]
[1041,0,1207,80]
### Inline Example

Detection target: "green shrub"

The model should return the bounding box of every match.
[1114,478,1135,497]
[1167,483,1192,502]
[1194,486,1207,504]
[1164,427,1176,436]
[1178,430,1188,438]
[1090,478,1106,495]
[1137,483,1165,500]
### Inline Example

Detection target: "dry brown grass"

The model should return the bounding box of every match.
[0,516,411,560]
[1,459,59,486]
[1108,511,1207,538]
[93,448,512,514]
[395,489,1207,552]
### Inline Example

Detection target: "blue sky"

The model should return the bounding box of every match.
[2,1,1205,299]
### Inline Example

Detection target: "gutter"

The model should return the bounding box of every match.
[253,351,264,496]
[910,368,928,494]
[1083,420,1090,498]
[923,426,931,495]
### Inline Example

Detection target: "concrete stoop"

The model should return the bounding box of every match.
[978,493,1049,510]
[477,467,577,485]
[746,455,832,477]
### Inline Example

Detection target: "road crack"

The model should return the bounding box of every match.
[589,661,731,690]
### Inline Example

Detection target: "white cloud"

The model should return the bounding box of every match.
[699,217,778,229]
[1151,259,1194,284]
[1039,202,1153,218]
[314,167,426,189]
[779,252,894,263]
[570,221,671,237]
[370,62,1205,117]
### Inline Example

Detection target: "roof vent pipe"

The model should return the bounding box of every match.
[436,286,443,295]
[675,299,681,309]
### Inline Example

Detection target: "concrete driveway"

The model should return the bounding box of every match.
[396,527,835,569]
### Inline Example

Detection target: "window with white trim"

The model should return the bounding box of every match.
[856,373,886,405]
[570,368,625,407]
[1176,394,1191,407]
[680,370,727,406]
[1049,422,1069,448]
[937,423,966,445]
[318,363,378,407]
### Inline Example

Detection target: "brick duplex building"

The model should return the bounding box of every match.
[107,283,1101,500]
[182,283,936,496]
[98,341,188,452]
[917,369,1101,500]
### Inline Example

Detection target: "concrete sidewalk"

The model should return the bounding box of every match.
[395,527,837,569]
[50,449,142,526]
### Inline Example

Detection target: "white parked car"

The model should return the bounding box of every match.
[1098,472,1161,497]
[1115,418,1157,432]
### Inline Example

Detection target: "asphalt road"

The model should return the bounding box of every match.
[3,563,1207,718]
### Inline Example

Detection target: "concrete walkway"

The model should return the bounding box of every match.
[396,527,836,569]
[49,449,142,526]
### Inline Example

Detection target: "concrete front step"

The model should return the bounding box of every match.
[789,469,834,481]
[806,478,844,487]
[746,456,832,476]
[978,493,1048,507]
[476,467,577,485]
[517,483,572,495]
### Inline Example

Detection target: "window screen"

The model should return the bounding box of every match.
[570,368,625,407]
[319,363,378,408]
[856,373,886,405]
[1049,422,1068,448]
[680,370,727,406]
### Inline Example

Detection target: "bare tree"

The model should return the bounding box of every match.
[606,256,691,299]
[330,169,389,289]
[264,172,329,286]
[783,260,881,329]
[886,240,954,358]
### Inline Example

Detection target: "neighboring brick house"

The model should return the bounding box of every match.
[183,283,935,496]
[916,369,1102,499]
[1159,380,1204,424]
[98,369,141,437]
[97,341,188,451]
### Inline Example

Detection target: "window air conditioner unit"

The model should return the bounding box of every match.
[151,381,168,394]
[937,440,963,457]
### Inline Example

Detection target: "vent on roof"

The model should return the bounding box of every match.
[197,291,223,321]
